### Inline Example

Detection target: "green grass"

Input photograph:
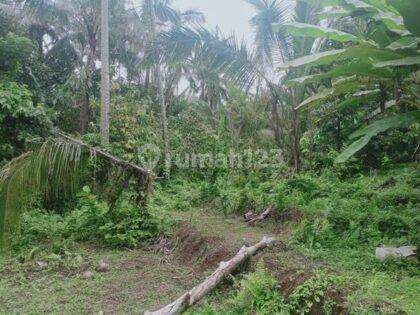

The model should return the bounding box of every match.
[0,244,195,314]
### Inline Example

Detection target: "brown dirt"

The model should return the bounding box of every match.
[273,207,304,225]
[263,266,349,315]
[175,223,231,272]
[275,268,313,297]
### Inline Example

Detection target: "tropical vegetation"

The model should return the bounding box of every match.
[0,0,419,314]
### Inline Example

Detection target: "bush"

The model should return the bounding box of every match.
[65,186,108,241]
[15,186,160,259]
[65,186,159,248]
[100,192,159,248]
[220,263,288,315]
[0,81,52,163]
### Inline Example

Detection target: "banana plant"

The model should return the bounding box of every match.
[278,0,420,163]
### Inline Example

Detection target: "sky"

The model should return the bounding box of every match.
[173,0,256,45]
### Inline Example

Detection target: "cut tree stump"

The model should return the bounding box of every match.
[247,205,276,225]
[144,236,276,315]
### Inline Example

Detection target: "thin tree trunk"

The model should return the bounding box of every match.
[292,109,302,171]
[79,93,91,135]
[145,69,150,89]
[271,100,282,147]
[156,66,170,178]
[80,16,98,135]
[307,110,313,168]
[100,0,110,145]
[148,1,170,178]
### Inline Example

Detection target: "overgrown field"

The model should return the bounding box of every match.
[1,0,420,313]
[1,164,418,314]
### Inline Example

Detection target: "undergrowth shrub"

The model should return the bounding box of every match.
[65,186,108,241]
[229,264,288,314]
[14,186,160,263]
[190,265,341,315]
[289,166,420,271]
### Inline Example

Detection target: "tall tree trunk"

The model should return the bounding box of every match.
[271,100,282,147]
[80,47,95,134]
[100,0,110,145]
[156,66,170,178]
[267,85,283,148]
[80,12,99,135]
[148,0,170,178]
[145,69,150,89]
[79,92,91,135]
[292,109,302,171]
[307,110,313,169]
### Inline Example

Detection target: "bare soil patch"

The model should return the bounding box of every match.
[175,223,231,272]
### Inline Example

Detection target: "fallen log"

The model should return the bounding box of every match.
[248,205,276,225]
[144,236,276,315]
[57,132,153,178]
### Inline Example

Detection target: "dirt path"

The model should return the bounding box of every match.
[175,207,276,250]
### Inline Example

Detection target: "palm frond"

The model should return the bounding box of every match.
[181,9,205,24]
[0,134,153,250]
[247,0,294,66]
[0,138,83,249]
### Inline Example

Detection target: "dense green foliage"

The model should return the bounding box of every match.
[0,0,419,314]
[14,186,158,264]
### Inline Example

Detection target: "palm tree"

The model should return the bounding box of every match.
[136,0,204,177]
[246,0,322,170]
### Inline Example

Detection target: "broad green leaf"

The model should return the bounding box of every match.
[386,37,420,51]
[282,22,362,43]
[279,46,401,69]
[337,89,381,109]
[374,56,420,67]
[344,0,374,10]
[335,135,371,163]
[286,61,392,86]
[336,110,420,163]
[332,79,363,94]
[376,11,409,35]
[363,0,398,13]
[350,110,420,139]
[317,7,351,18]
[387,0,420,37]
[295,89,334,111]
[279,49,346,69]
[295,76,377,111]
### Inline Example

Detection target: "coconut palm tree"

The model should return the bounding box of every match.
[135,0,204,178]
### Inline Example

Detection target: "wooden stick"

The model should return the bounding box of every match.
[248,205,276,225]
[145,236,276,315]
